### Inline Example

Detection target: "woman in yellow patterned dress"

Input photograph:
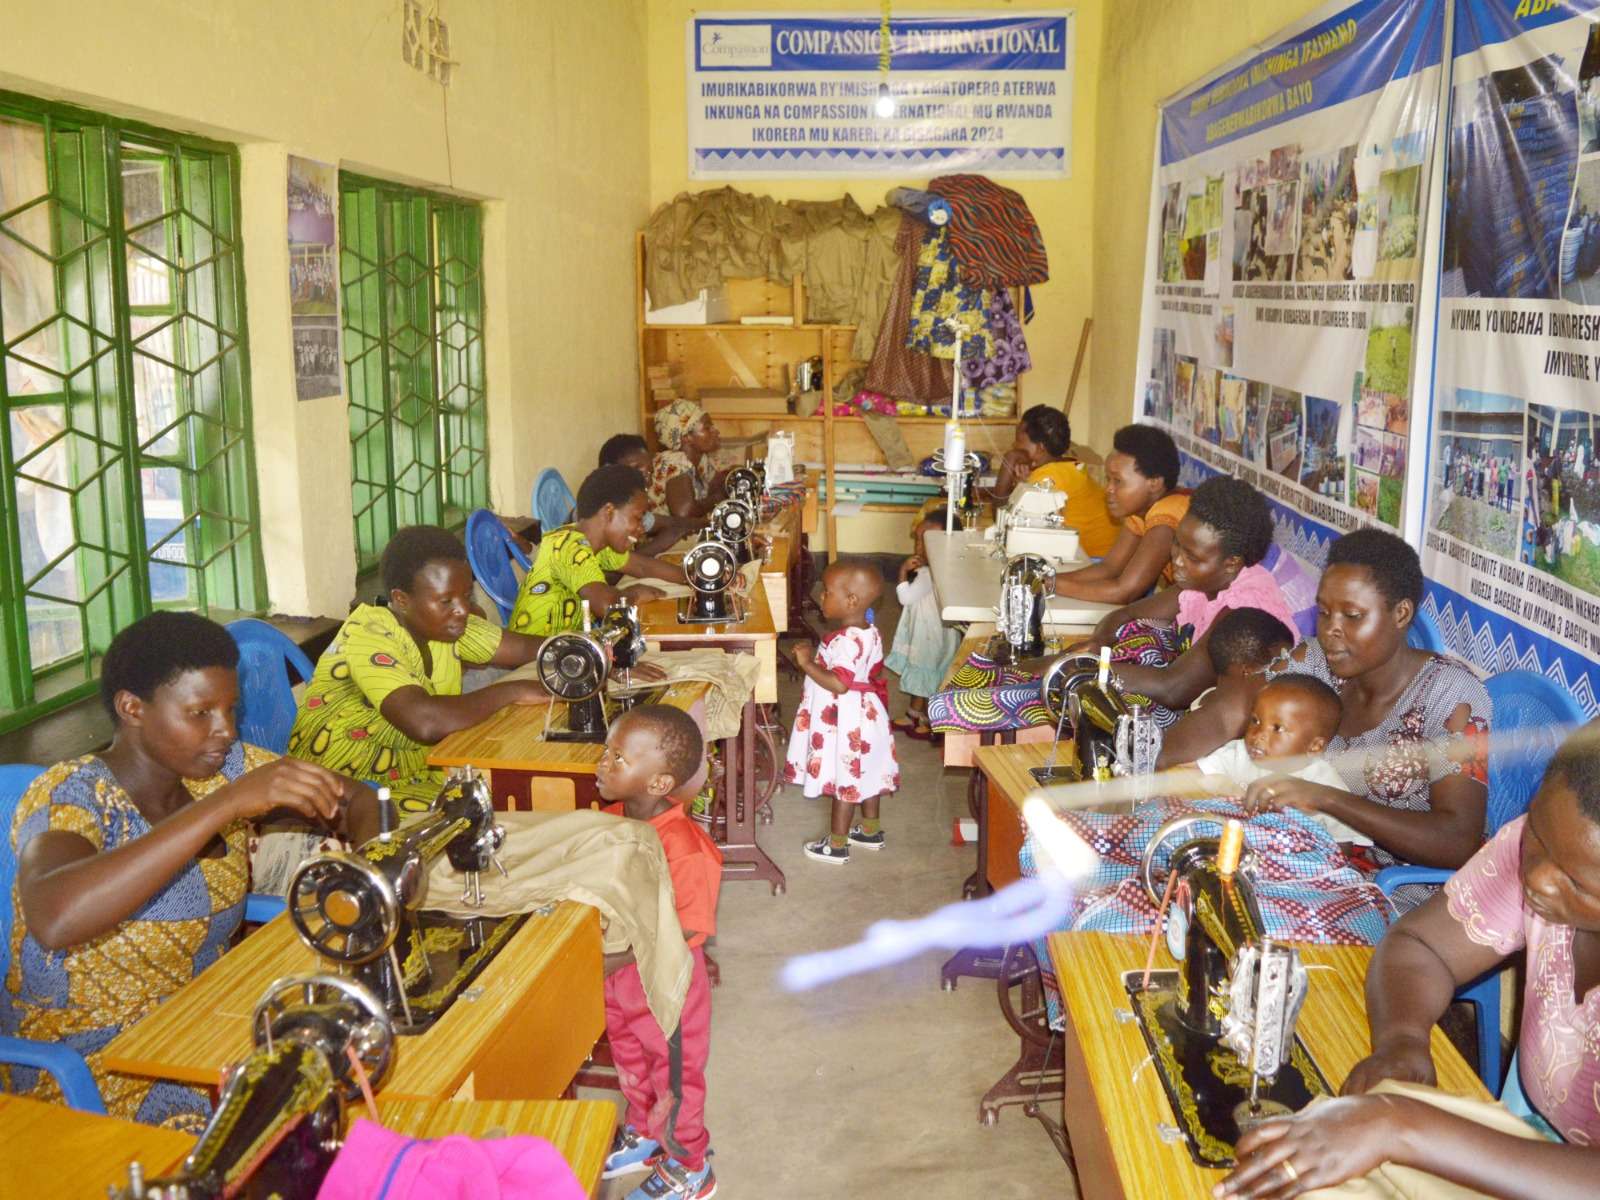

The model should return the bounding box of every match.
[5,612,373,1129]
[509,464,687,638]
[288,525,550,812]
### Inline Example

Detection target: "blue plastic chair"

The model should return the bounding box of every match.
[1,763,107,1112]
[1407,605,1447,654]
[465,509,532,624]
[227,620,315,756]
[1375,669,1587,1092]
[532,468,576,532]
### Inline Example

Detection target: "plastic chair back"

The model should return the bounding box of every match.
[1483,669,1588,834]
[465,509,532,624]
[1406,605,1446,654]
[532,468,576,532]
[227,619,316,755]
[0,765,45,967]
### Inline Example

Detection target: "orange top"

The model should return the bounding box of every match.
[1124,489,1192,586]
[605,802,722,946]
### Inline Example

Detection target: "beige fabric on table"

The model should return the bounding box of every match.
[612,648,759,742]
[1294,1081,1546,1199]
[861,409,918,472]
[422,808,692,1035]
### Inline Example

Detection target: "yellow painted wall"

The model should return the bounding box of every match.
[0,0,649,617]
[645,1,1103,453]
[1090,0,1330,451]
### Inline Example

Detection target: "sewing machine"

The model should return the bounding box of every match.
[1033,652,1158,786]
[1126,816,1329,1168]
[535,600,647,742]
[110,973,393,1199]
[706,497,757,564]
[985,554,1056,665]
[678,537,745,625]
[285,769,524,1034]
[725,464,764,507]
[987,481,1081,564]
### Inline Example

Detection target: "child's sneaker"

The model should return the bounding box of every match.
[625,1156,717,1198]
[847,825,885,850]
[602,1126,661,1178]
[803,836,850,864]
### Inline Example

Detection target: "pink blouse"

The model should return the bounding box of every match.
[1445,817,1600,1145]
[1175,563,1297,644]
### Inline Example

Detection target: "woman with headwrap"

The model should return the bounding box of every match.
[648,400,728,521]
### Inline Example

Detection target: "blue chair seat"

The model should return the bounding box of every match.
[532,468,576,533]
[465,509,533,624]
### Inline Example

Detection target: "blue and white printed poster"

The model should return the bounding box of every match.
[1133,0,1445,568]
[1423,0,1600,714]
[686,12,1073,178]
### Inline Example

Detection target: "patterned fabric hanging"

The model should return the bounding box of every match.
[928,173,1050,290]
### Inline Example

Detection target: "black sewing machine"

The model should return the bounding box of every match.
[1126,816,1330,1168]
[678,537,744,625]
[706,497,757,565]
[110,973,393,1200]
[285,769,524,1034]
[985,553,1056,665]
[535,600,648,742]
[1031,652,1159,786]
[725,464,764,508]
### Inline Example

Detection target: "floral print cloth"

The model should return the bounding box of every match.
[961,288,1032,388]
[783,626,900,802]
[906,227,995,363]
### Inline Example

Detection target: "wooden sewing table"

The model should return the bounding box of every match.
[1049,932,1491,1199]
[0,1093,615,1198]
[429,681,712,813]
[102,904,603,1104]
[0,1094,195,1199]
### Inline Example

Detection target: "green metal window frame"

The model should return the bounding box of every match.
[0,90,265,733]
[339,173,487,573]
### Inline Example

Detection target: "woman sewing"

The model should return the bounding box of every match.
[1052,423,1190,604]
[1218,728,1600,1199]
[648,400,728,523]
[1247,528,1490,882]
[5,612,376,1130]
[990,404,1119,558]
[288,525,551,812]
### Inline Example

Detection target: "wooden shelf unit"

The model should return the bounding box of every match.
[634,232,1021,554]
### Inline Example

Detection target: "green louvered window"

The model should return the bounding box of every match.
[0,92,263,730]
[339,174,487,572]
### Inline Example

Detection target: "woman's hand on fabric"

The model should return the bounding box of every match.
[1215,1096,1406,1199]
[625,660,667,683]
[1342,1036,1437,1096]
[508,679,551,705]
[622,583,664,605]
[1242,775,1330,816]
[212,758,349,825]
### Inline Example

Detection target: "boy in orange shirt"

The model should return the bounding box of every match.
[597,705,722,1200]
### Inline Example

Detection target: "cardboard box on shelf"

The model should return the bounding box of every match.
[645,286,732,326]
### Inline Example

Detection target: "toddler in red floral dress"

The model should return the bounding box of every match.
[784,560,900,865]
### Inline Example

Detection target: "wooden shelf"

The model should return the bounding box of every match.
[635,230,1024,559]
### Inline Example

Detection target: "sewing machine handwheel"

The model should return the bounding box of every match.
[287,852,400,965]
[536,633,607,702]
[1038,654,1103,722]
[252,972,395,1099]
[1139,814,1227,907]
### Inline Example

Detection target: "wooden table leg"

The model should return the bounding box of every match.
[715,701,786,894]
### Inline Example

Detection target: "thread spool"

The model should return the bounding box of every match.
[1217,818,1245,877]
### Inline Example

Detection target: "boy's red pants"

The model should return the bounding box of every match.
[603,945,711,1170]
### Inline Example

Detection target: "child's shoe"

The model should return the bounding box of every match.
[803,836,850,864]
[847,825,885,850]
[602,1126,661,1178]
[625,1156,717,1198]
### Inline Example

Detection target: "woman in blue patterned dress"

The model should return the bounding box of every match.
[4,612,374,1130]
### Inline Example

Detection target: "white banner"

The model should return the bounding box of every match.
[686,11,1073,179]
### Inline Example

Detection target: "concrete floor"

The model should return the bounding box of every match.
[596,576,1077,1198]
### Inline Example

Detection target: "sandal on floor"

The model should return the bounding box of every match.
[890,716,919,733]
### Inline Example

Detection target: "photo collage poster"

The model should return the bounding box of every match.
[1425,0,1600,713]
[1134,0,1445,570]
[287,156,341,402]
